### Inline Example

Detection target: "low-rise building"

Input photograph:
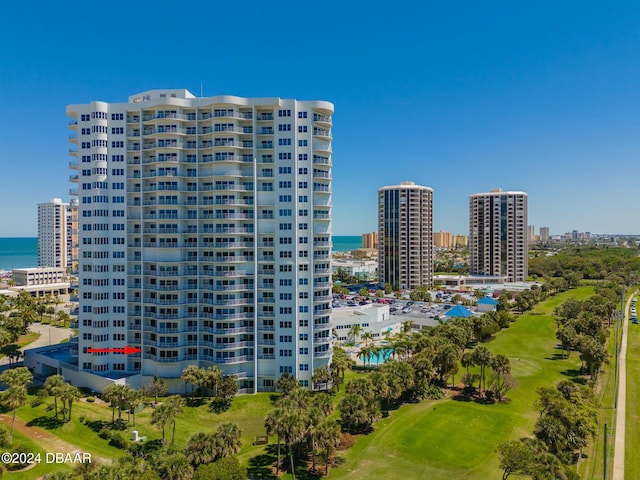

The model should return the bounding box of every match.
[332,304,400,343]
[11,267,70,297]
[332,258,378,281]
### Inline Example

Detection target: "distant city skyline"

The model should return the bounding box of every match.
[1,1,640,237]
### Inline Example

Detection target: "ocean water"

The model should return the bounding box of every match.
[332,236,361,252]
[0,236,362,271]
[0,238,38,271]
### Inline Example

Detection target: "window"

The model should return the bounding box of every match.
[279,181,292,188]
[299,278,308,285]
[299,348,309,355]
[299,195,308,202]
[299,306,308,313]
[278,124,291,131]
[299,333,309,341]
[280,279,292,286]
[279,209,292,216]
[299,250,308,258]
[280,293,292,300]
[280,366,293,373]
[280,350,293,357]
[279,265,292,272]
[279,321,293,328]
[280,307,292,314]
[278,138,291,146]
[111,113,124,120]
[278,109,291,117]
[279,251,292,258]
[299,364,309,371]
[298,112,307,118]
[298,140,308,147]
[298,209,308,216]
[299,237,308,244]
[298,168,308,175]
[279,335,292,342]
[298,154,308,161]
[299,264,308,271]
[279,223,292,230]
[279,167,292,174]
[278,152,292,160]
[279,195,292,202]
[298,126,308,133]
[299,223,308,230]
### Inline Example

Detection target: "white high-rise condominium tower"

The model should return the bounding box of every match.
[469,189,528,282]
[38,198,74,269]
[378,182,433,290]
[67,89,333,392]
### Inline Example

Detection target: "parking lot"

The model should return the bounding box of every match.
[332,290,479,328]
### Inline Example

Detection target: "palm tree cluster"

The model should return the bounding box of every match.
[180,365,238,408]
[554,283,619,379]
[103,384,145,426]
[265,385,340,477]
[42,374,81,422]
[498,380,599,480]
[184,421,242,467]
[0,366,32,443]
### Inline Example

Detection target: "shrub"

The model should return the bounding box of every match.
[6,444,32,470]
[108,431,129,450]
[86,396,96,402]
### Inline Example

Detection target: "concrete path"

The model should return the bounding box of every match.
[612,292,633,480]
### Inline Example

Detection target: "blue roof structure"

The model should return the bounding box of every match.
[445,305,474,318]
[478,297,498,305]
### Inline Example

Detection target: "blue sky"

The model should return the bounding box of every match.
[1,0,639,237]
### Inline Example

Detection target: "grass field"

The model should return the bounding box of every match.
[3,287,597,480]
[330,287,592,480]
[625,292,640,480]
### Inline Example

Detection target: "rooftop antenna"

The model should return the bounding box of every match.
[200,84,203,97]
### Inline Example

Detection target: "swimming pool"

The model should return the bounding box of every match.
[359,347,392,365]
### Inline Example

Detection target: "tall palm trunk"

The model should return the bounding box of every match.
[275,434,281,474]
[10,408,16,443]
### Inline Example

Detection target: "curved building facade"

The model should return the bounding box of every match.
[67,89,333,392]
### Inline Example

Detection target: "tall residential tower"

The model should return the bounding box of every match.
[38,198,76,269]
[378,182,433,290]
[67,89,333,392]
[469,189,528,282]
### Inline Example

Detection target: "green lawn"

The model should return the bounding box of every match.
[11,390,278,473]
[625,294,640,480]
[330,287,591,480]
[6,287,597,480]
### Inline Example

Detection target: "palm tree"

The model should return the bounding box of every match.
[184,432,218,467]
[361,331,373,347]
[349,324,362,345]
[472,346,493,396]
[1,385,27,443]
[358,344,374,368]
[0,366,32,387]
[205,365,222,397]
[165,395,186,444]
[461,351,476,376]
[281,411,306,479]
[155,453,193,480]
[265,408,285,474]
[61,384,81,421]
[127,388,144,426]
[316,419,341,476]
[215,421,242,458]
[44,374,66,418]
[181,365,201,397]
[151,403,171,444]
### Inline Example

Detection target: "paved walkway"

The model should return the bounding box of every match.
[612,292,633,480]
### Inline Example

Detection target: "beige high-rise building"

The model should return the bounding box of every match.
[454,234,468,247]
[540,226,550,242]
[378,182,433,289]
[433,231,453,249]
[362,231,378,249]
[469,188,528,282]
